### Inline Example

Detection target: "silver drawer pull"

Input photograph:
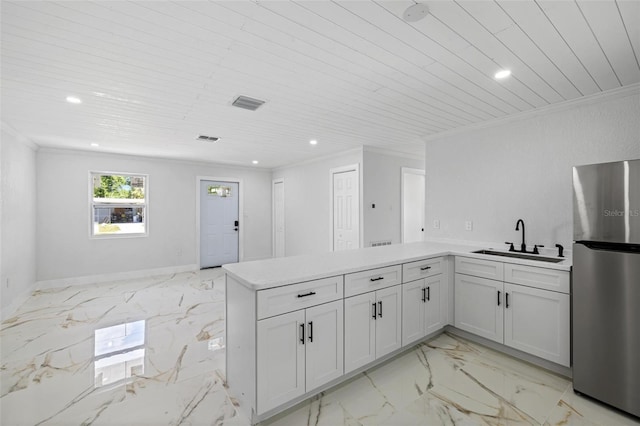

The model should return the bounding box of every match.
[370,276,384,282]
[420,266,432,271]
[297,291,316,298]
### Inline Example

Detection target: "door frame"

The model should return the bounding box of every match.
[196,176,244,268]
[329,163,362,251]
[400,167,425,243]
[272,178,285,257]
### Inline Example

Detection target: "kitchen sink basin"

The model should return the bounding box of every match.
[472,249,565,263]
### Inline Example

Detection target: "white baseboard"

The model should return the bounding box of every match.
[35,264,199,291]
[1,282,37,322]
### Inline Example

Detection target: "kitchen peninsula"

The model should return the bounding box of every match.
[223,241,571,424]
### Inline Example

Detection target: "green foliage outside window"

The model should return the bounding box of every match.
[94,175,145,200]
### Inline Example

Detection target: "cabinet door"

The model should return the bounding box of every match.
[455,274,504,343]
[402,279,425,346]
[344,292,376,373]
[257,310,306,414]
[375,285,402,358]
[424,275,443,335]
[305,300,344,391]
[504,283,570,366]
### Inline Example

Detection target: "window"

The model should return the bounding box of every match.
[91,172,147,236]
[94,320,146,387]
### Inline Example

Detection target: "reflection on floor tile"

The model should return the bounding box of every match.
[2,269,638,426]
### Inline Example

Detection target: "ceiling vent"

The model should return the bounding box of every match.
[197,135,220,142]
[232,95,265,111]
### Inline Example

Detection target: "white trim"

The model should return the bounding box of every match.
[400,167,425,244]
[88,171,149,239]
[38,146,272,173]
[272,178,285,258]
[196,176,244,268]
[363,145,424,161]
[0,121,40,151]
[329,163,361,252]
[34,264,198,291]
[423,83,640,142]
[1,281,37,321]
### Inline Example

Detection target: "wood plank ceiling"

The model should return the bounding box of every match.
[1,1,639,168]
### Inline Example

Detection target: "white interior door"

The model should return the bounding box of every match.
[200,180,239,268]
[273,179,285,258]
[333,169,359,251]
[402,169,425,243]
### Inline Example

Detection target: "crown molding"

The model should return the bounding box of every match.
[272,146,364,173]
[423,83,640,142]
[363,145,425,161]
[36,147,273,173]
[1,121,39,151]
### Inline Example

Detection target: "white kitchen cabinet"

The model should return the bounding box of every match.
[257,300,343,414]
[402,257,444,282]
[305,300,344,391]
[455,273,504,343]
[344,285,401,373]
[344,265,402,297]
[375,285,402,358]
[402,275,443,346]
[503,283,570,366]
[401,279,424,345]
[454,256,570,367]
[257,310,306,414]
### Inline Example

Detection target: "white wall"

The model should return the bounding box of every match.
[272,149,363,256]
[424,88,640,250]
[36,149,272,282]
[363,148,423,246]
[1,125,37,316]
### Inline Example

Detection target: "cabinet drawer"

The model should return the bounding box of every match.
[504,264,570,294]
[456,256,504,281]
[403,257,444,282]
[257,276,344,320]
[344,265,402,297]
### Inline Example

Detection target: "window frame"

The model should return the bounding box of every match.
[89,171,149,239]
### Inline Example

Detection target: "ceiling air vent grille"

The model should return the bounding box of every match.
[197,135,220,142]
[232,95,265,111]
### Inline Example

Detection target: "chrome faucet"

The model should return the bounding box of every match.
[515,219,526,252]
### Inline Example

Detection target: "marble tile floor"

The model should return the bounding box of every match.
[1,269,637,426]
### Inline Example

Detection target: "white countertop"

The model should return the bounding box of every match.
[223,241,572,291]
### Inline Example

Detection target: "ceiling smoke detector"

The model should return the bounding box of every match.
[403,3,430,22]
[197,135,220,142]
[232,95,266,111]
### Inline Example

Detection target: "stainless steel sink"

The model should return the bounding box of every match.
[472,249,565,263]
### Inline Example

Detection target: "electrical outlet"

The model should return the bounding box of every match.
[433,220,440,229]
[465,221,473,231]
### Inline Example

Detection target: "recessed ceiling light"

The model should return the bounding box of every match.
[494,69,511,80]
[66,96,82,104]
[91,143,99,147]
[309,139,318,145]
[252,160,259,164]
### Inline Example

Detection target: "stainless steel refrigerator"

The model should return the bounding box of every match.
[572,159,640,418]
